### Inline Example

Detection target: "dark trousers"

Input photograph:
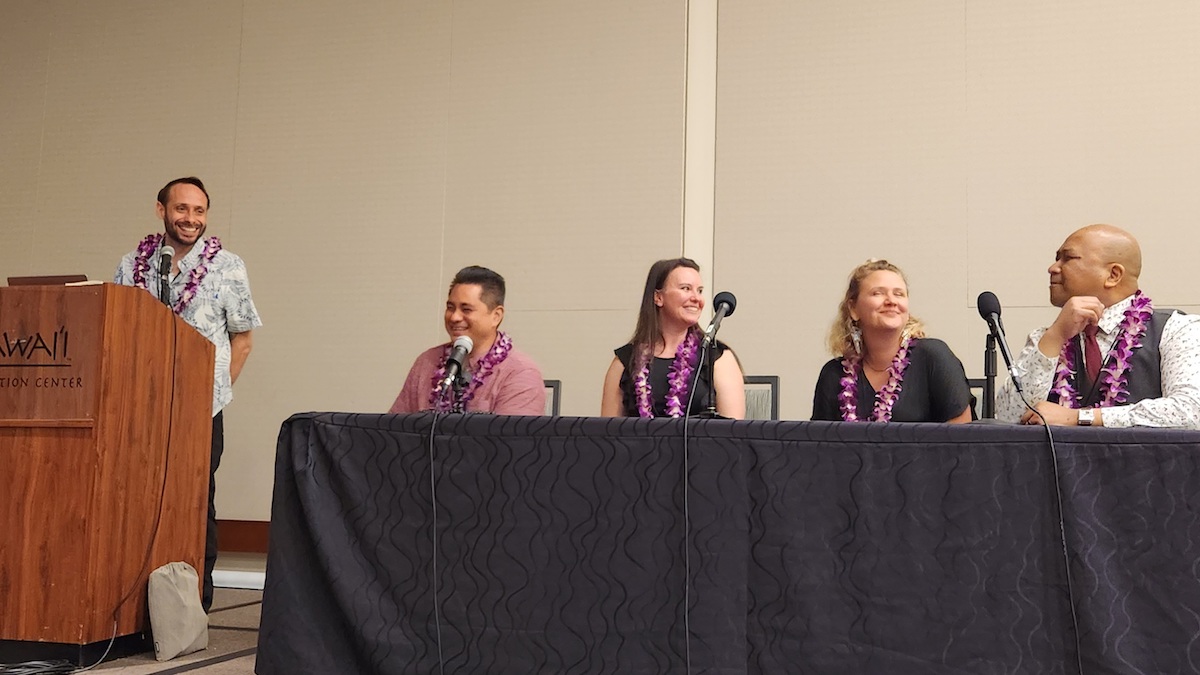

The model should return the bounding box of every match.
[203,411,224,612]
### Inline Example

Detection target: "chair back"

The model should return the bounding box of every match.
[543,379,562,416]
[743,375,780,420]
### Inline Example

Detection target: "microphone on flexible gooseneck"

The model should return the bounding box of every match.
[703,292,737,347]
[158,246,175,308]
[692,291,738,418]
[977,291,1022,393]
[439,335,474,391]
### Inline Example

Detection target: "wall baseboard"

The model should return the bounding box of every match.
[213,569,265,591]
[217,519,270,554]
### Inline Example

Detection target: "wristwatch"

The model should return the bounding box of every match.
[1077,408,1095,426]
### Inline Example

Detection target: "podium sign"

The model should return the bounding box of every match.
[0,287,101,423]
[0,284,214,649]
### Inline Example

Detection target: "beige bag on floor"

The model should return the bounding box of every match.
[148,561,209,661]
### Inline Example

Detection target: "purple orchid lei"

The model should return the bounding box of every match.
[635,327,701,418]
[1049,291,1152,408]
[838,337,914,422]
[132,233,222,315]
[428,331,513,412]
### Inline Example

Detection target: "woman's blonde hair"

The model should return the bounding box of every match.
[827,259,926,358]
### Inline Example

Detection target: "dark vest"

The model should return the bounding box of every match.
[1051,309,1174,407]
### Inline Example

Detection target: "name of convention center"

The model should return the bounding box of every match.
[0,328,70,362]
[0,376,84,388]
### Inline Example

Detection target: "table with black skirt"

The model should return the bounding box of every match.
[256,413,1200,675]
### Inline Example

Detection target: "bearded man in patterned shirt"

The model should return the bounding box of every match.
[114,176,263,612]
[997,223,1200,428]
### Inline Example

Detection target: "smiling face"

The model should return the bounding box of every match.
[654,265,705,329]
[849,270,909,334]
[444,282,503,353]
[157,183,209,251]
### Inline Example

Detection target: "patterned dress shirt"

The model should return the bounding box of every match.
[996,293,1200,428]
[115,236,263,416]
[389,342,546,415]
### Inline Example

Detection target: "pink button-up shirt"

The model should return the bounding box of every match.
[389,342,546,415]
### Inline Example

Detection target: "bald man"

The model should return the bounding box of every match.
[996,224,1200,428]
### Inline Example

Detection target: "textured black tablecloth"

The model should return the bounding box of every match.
[255,413,1200,675]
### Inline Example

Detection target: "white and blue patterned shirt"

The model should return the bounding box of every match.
[996,293,1200,428]
[115,236,262,416]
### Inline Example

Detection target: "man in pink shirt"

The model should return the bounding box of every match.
[389,266,546,415]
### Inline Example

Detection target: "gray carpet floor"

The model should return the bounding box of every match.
[93,587,261,674]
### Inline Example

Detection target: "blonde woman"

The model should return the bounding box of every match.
[812,260,972,423]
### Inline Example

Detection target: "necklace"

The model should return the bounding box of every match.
[132,234,222,315]
[862,360,891,372]
[428,331,513,412]
[838,337,914,422]
[635,327,701,418]
[1049,291,1152,408]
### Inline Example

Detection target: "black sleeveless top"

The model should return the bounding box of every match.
[1049,308,1175,407]
[614,341,729,417]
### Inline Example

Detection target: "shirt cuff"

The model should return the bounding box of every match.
[1099,406,1132,428]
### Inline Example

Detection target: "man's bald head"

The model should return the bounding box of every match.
[1049,224,1142,307]
[1071,224,1141,276]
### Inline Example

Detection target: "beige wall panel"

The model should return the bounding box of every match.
[441,0,687,313]
[0,2,52,278]
[32,1,243,279]
[220,0,454,518]
[503,308,635,417]
[434,1,687,420]
[965,1,1200,312]
[715,1,969,420]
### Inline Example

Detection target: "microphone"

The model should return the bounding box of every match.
[158,246,175,307]
[703,292,737,346]
[977,291,1022,393]
[440,335,474,390]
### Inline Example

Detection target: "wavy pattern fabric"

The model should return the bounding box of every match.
[256,414,1200,675]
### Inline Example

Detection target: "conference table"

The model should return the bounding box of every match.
[256,413,1200,674]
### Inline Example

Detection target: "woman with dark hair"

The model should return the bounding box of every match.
[812,259,973,423]
[601,258,745,418]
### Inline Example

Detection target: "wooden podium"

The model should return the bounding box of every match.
[0,283,214,659]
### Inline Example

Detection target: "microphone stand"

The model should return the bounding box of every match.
[158,259,171,309]
[436,372,468,413]
[982,333,997,419]
[703,341,717,417]
[450,371,470,413]
[693,340,726,420]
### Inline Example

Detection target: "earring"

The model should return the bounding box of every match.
[850,322,863,356]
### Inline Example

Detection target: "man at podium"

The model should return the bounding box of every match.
[114,176,263,612]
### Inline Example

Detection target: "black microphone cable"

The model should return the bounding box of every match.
[0,661,76,674]
[426,408,447,675]
[979,290,1083,672]
[1013,379,1086,675]
[677,292,736,674]
[678,337,714,675]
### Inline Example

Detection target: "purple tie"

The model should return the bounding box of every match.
[1083,324,1102,384]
